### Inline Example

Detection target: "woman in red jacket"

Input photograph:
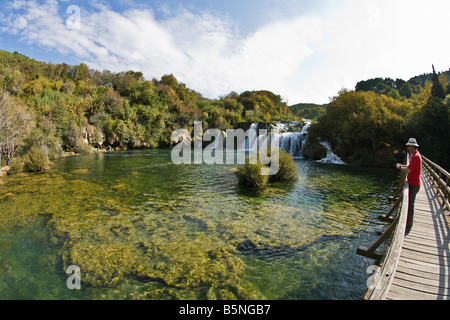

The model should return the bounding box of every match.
[396,138,422,235]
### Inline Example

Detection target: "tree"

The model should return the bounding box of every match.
[399,83,413,99]
[431,65,446,99]
[112,71,138,97]
[0,89,34,165]
[414,95,450,168]
[355,78,393,95]
[23,146,50,172]
[73,63,91,82]
[308,90,413,167]
[439,73,448,95]
[395,78,407,90]
[160,74,179,88]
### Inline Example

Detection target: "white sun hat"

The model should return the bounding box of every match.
[406,138,419,147]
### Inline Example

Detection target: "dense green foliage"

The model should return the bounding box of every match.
[236,150,298,190]
[7,157,24,175]
[269,150,299,182]
[409,69,450,91]
[0,50,295,168]
[22,147,50,172]
[1,50,449,171]
[290,103,327,119]
[236,160,270,190]
[355,77,422,99]
[309,67,450,170]
[303,140,327,161]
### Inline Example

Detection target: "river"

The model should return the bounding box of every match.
[0,149,396,300]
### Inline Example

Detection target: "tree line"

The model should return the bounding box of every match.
[1,49,449,172]
[0,50,295,170]
[306,65,450,170]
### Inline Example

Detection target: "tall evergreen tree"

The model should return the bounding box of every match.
[431,65,446,99]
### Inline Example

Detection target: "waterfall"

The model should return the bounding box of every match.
[242,123,258,153]
[232,121,346,164]
[277,121,311,159]
[317,142,346,165]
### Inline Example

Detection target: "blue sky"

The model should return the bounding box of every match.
[1,0,449,104]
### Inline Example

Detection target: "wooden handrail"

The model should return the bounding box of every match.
[359,154,449,299]
[363,183,409,300]
[422,156,450,213]
[357,156,410,299]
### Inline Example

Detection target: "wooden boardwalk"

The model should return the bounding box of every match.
[359,155,450,300]
[385,173,450,300]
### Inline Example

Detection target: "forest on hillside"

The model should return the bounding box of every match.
[289,103,327,120]
[0,50,295,170]
[306,66,450,170]
[1,49,449,172]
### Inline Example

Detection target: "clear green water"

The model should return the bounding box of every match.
[0,149,396,300]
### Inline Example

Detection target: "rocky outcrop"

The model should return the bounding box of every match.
[0,166,10,177]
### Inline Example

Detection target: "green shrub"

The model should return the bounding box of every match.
[235,150,299,189]
[303,140,327,160]
[7,157,24,175]
[23,147,50,172]
[74,141,94,155]
[236,160,269,190]
[269,150,299,182]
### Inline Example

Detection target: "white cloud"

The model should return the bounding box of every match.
[2,0,448,104]
[1,0,323,102]
[13,16,28,30]
[287,0,450,103]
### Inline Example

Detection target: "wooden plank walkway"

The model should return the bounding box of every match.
[385,173,450,300]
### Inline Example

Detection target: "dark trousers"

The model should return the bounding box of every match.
[406,185,420,233]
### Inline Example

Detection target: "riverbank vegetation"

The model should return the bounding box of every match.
[236,149,298,190]
[0,50,295,173]
[306,66,450,170]
[1,50,449,171]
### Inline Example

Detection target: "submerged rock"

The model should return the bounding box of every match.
[237,235,349,257]
[182,215,208,231]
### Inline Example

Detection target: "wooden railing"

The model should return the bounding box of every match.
[357,157,410,299]
[357,155,449,299]
[422,156,450,213]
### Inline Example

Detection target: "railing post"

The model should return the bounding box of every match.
[445,175,450,213]
[379,194,403,223]
[357,155,410,299]
[357,157,408,264]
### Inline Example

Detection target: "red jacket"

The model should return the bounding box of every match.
[407,150,422,186]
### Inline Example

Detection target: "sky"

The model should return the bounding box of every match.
[0,0,449,104]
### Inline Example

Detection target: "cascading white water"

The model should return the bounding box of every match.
[212,121,346,165]
[273,121,346,164]
[215,121,347,166]
[317,142,346,165]
[276,121,311,159]
[242,123,259,153]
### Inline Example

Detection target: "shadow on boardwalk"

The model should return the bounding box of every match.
[388,173,450,300]
[421,174,450,299]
